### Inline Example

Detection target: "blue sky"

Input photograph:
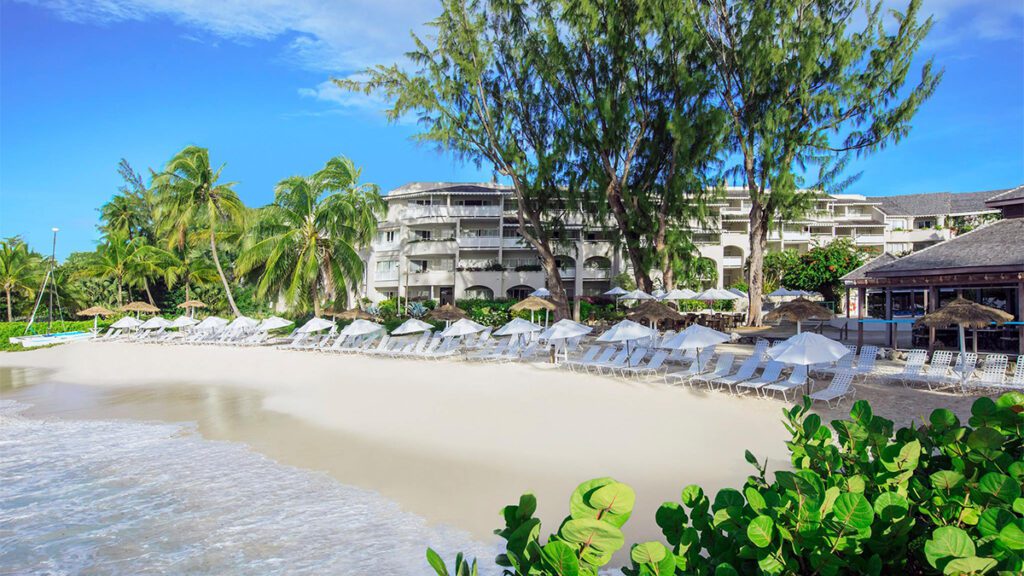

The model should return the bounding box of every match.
[1,0,1022,258]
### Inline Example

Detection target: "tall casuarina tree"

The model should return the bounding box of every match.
[152,146,246,317]
[342,0,576,320]
[690,0,941,325]
[237,156,384,316]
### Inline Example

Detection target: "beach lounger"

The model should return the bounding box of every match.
[589,348,632,374]
[563,345,602,370]
[576,347,617,372]
[968,354,1008,391]
[608,347,648,376]
[879,349,928,386]
[676,352,732,387]
[940,352,979,392]
[921,350,955,390]
[809,370,856,408]
[734,361,786,395]
[1006,360,1024,390]
[468,339,509,361]
[853,346,878,378]
[813,344,856,375]
[761,365,809,401]
[752,339,769,362]
[706,356,760,392]
[620,349,670,379]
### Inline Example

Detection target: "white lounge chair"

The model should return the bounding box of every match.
[734,361,786,395]
[590,348,634,375]
[620,349,670,379]
[610,347,649,376]
[879,349,928,386]
[678,352,732,387]
[576,347,617,372]
[969,354,1008,391]
[707,357,760,392]
[922,350,955,390]
[762,365,809,401]
[809,370,856,408]
[563,345,601,370]
[853,346,879,378]
[813,344,856,375]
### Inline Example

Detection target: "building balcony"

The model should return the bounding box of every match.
[372,241,401,252]
[559,267,576,278]
[768,230,811,242]
[398,204,502,218]
[405,239,458,256]
[722,256,743,268]
[582,268,611,279]
[457,236,528,249]
[406,270,455,286]
[886,228,950,244]
[854,234,886,245]
[374,270,400,282]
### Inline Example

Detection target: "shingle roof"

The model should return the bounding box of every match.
[985,185,1024,205]
[866,218,1024,277]
[841,253,899,283]
[388,182,512,197]
[872,189,1007,217]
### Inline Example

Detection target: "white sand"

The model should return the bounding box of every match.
[0,341,981,548]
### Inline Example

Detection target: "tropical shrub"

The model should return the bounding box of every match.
[427,393,1024,575]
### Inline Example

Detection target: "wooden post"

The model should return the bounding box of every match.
[1018,281,1024,358]
[885,288,894,349]
[857,287,866,349]
[928,286,939,355]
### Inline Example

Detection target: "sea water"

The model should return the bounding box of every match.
[0,400,496,575]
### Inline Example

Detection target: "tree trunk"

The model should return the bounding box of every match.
[747,205,769,327]
[209,228,241,317]
[605,182,655,292]
[537,245,571,321]
[312,284,321,318]
[185,283,190,302]
[5,288,12,322]
[143,278,155,306]
[117,281,123,307]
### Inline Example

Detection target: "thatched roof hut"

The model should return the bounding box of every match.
[510,296,556,312]
[427,303,469,322]
[121,301,160,314]
[626,300,684,326]
[177,299,208,309]
[915,297,1013,330]
[77,306,116,317]
[328,307,374,321]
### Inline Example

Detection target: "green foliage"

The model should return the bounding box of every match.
[780,239,864,304]
[429,394,1023,575]
[613,273,637,292]
[0,237,44,322]
[0,321,112,352]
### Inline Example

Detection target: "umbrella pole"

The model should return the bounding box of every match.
[959,324,967,389]
[93,316,98,333]
[796,320,802,335]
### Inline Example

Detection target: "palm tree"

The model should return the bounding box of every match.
[164,248,220,302]
[153,146,245,316]
[237,156,384,316]
[0,238,43,321]
[77,234,176,307]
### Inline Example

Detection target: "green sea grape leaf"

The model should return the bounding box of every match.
[977,472,1021,505]
[570,478,634,528]
[931,470,965,492]
[681,485,704,507]
[966,427,1003,452]
[747,515,774,548]
[850,400,872,425]
[559,518,624,566]
[714,564,740,576]
[1014,498,1024,515]
[832,493,874,533]
[930,408,959,430]
[925,526,976,569]
[540,541,579,576]
[745,486,767,512]
[631,541,667,564]
[998,520,1024,551]
[942,556,997,575]
[873,492,909,522]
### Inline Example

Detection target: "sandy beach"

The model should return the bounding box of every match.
[0,341,983,562]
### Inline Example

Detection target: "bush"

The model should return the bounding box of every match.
[427,393,1024,575]
[0,320,112,351]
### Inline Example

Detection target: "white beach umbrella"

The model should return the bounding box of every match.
[660,324,730,371]
[297,317,335,334]
[139,317,171,330]
[494,317,543,337]
[530,287,551,298]
[695,288,740,301]
[603,287,629,297]
[257,316,294,332]
[441,318,487,338]
[340,319,385,336]
[391,318,435,335]
[727,288,748,299]
[652,289,667,300]
[170,316,198,329]
[194,316,229,331]
[597,319,657,345]
[662,288,699,301]
[767,287,804,298]
[539,318,593,341]
[767,332,850,394]
[226,316,259,332]
[617,289,654,302]
[111,316,143,329]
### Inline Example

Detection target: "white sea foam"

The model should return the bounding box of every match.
[0,400,496,575]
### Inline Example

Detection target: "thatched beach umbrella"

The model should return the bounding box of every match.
[765,297,834,334]
[511,295,556,325]
[427,303,469,327]
[177,299,207,318]
[328,307,374,321]
[77,305,115,332]
[916,298,1013,368]
[627,300,684,328]
[121,301,160,318]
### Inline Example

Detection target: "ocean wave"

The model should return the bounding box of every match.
[0,401,496,575]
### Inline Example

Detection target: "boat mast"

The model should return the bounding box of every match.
[48,228,58,334]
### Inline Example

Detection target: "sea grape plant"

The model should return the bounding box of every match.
[427,393,1023,575]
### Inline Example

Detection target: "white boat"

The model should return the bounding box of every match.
[9,331,94,348]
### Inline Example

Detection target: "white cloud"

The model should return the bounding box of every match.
[19,0,439,72]
[882,0,1024,49]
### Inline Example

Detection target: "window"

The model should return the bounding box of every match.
[464,286,494,299]
[377,230,396,243]
[506,285,534,299]
[461,228,498,238]
[375,260,398,273]
[455,199,489,206]
[414,230,433,241]
[409,259,427,273]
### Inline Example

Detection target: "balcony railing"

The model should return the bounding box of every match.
[722,256,743,268]
[583,268,611,279]
[374,270,400,282]
[854,234,885,245]
[558,267,576,278]
[458,236,528,249]
[401,204,502,218]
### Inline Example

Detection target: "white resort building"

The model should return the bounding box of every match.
[359,182,1013,304]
